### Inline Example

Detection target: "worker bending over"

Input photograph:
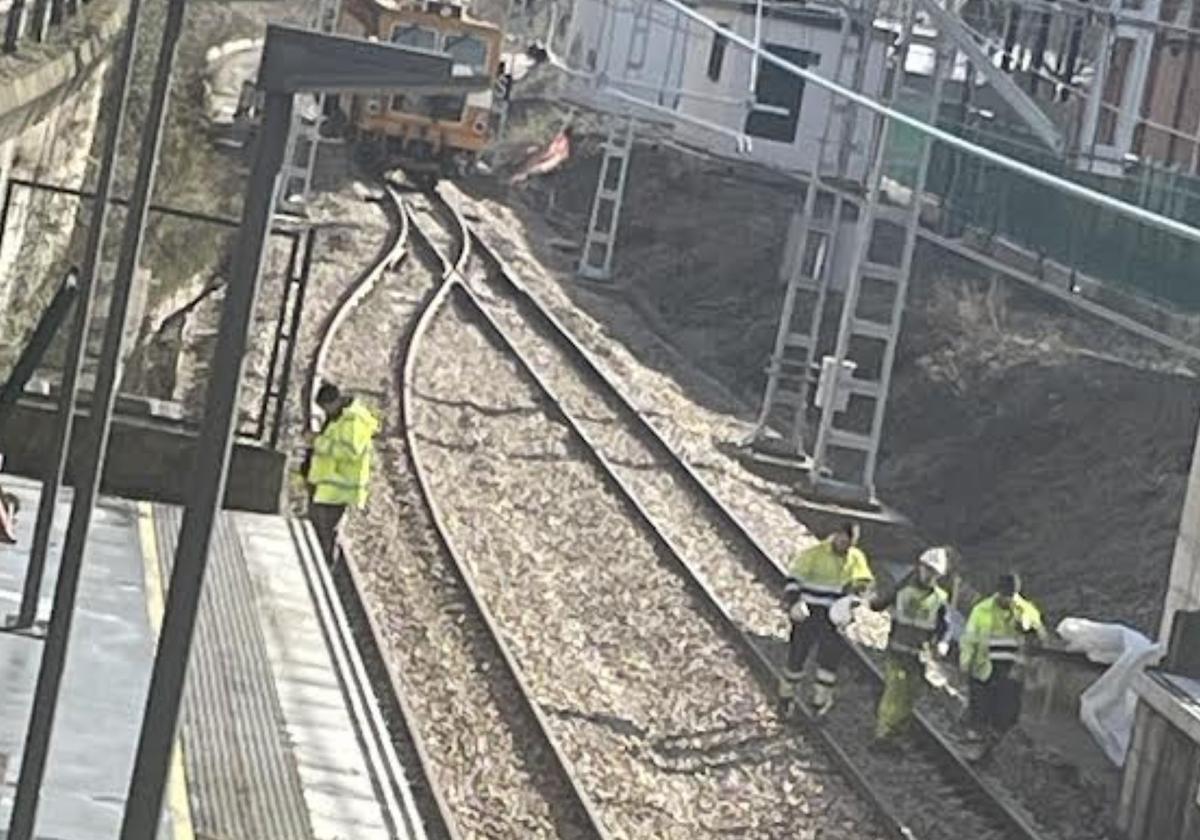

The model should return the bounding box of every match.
[307,383,379,563]
[870,547,951,748]
[782,522,874,716]
[959,572,1047,758]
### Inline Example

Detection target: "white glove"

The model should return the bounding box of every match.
[828,595,862,628]
[935,640,950,658]
[789,600,810,623]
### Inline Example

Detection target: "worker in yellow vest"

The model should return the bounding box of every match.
[307,383,379,563]
[782,522,874,716]
[959,572,1047,758]
[870,547,951,748]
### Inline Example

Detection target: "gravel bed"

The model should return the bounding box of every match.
[277,186,396,465]
[444,184,1119,839]
[456,242,1063,840]
[326,250,601,839]
[907,681,1120,840]
[446,184,810,564]
[411,288,891,840]
[459,264,786,645]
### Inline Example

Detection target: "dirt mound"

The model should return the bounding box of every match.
[883,270,1199,631]
[506,140,1200,635]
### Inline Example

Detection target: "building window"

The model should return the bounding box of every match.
[1097,37,1134,145]
[707,25,730,82]
[744,44,818,144]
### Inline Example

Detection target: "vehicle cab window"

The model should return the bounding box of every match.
[444,33,488,75]
[391,25,439,50]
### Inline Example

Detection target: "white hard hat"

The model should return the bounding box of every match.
[918,547,950,577]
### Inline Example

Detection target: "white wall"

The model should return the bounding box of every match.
[679,6,886,178]
[558,0,691,107]
[554,0,887,179]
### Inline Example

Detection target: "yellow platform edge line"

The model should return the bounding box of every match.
[136,502,196,840]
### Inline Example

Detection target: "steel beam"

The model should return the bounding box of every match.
[6,0,184,833]
[911,0,1064,153]
[0,270,78,431]
[116,92,293,839]
[9,0,145,635]
[118,25,471,835]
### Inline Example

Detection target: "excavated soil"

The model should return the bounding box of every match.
[435,129,1200,834]
[458,141,1200,637]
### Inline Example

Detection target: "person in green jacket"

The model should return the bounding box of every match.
[782,521,874,716]
[307,383,379,563]
[871,547,951,748]
[959,572,1047,756]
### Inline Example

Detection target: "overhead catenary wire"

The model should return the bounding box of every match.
[646,0,1200,247]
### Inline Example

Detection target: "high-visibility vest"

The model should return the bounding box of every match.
[785,540,874,608]
[887,583,948,656]
[959,594,1045,682]
[308,400,379,508]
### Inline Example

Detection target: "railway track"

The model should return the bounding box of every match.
[307,177,609,840]
[407,193,892,839]
[407,185,1053,840]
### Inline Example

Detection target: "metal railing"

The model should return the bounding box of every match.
[2,0,90,54]
[884,102,1200,314]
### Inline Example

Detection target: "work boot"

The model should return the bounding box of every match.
[776,677,799,720]
[963,733,999,763]
[810,683,835,718]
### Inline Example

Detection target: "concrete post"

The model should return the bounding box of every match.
[1162,424,1200,641]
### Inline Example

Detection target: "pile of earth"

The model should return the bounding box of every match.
[488,135,1200,635]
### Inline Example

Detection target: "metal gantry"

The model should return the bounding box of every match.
[747,0,877,459]
[809,21,950,502]
[578,114,635,282]
[745,0,951,505]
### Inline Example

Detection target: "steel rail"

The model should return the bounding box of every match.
[306,189,410,432]
[302,182,459,840]
[394,187,613,840]
[290,513,430,840]
[311,175,612,840]
[413,189,913,838]
[428,187,1049,840]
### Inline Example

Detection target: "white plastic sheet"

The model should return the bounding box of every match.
[1058,617,1166,766]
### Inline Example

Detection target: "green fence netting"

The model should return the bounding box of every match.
[882,103,1200,313]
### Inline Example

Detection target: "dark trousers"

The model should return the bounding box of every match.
[968,663,1023,735]
[786,604,844,678]
[309,503,346,564]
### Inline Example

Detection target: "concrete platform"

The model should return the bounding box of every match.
[0,475,418,839]
[0,476,179,840]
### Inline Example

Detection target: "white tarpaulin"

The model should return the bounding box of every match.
[1058,618,1166,766]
